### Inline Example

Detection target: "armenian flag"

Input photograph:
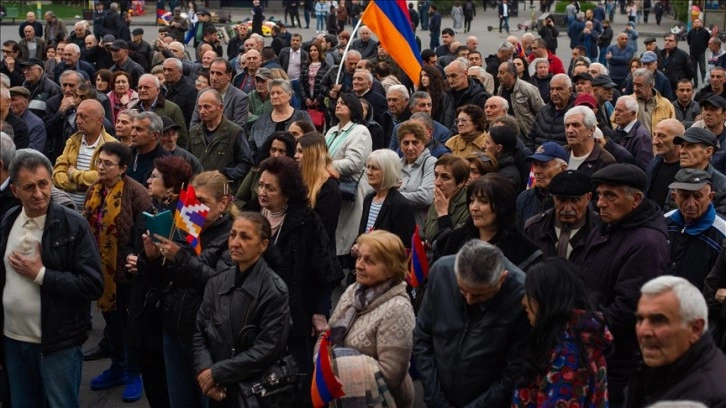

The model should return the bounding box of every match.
[526,164,536,189]
[311,331,344,407]
[174,185,209,255]
[360,0,422,86]
[408,225,429,288]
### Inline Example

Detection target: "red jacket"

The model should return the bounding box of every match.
[528,50,565,75]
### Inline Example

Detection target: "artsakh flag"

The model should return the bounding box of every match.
[157,9,172,25]
[408,225,429,289]
[311,331,344,407]
[526,164,536,189]
[361,0,422,86]
[174,185,209,255]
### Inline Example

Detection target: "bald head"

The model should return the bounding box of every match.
[652,118,684,162]
[79,99,104,116]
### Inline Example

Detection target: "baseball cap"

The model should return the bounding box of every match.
[102,34,116,43]
[161,116,181,132]
[254,67,274,81]
[592,75,617,88]
[132,28,144,36]
[674,127,719,149]
[527,142,569,163]
[641,51,658,64]
[573,72,593,83]
[668,169,712,191]
[699,95,726,110]
[575,93,598,109]
[110,39,128,50]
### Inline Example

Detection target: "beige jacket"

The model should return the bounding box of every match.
[497,78,545,136]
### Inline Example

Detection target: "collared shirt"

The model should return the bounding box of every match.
[287,48,302,80]
[138,97,159,112]
[0,177,9,192]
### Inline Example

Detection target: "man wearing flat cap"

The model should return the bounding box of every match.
[665,169,726,290]
[8,86,46,151]
[573,163,669,405]
[129,28,152,73]
[18,57,61,120]
[0,87,30,149]
[525,170,597,260]
[643,37,659,55]
[516,142,568,223]
[668,126,726,216]
[592,74,618,130]
[698,95,726,173]
[109,39,145,89]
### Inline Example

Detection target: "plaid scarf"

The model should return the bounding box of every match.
[329,280,394,346]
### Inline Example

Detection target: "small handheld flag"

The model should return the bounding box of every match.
[173,185,209,255]
[408,225,429,288]
[526,164,536,190]
[311,331,345,407]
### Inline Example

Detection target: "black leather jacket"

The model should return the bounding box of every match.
[193,258,290,388]
[0,201,104,355]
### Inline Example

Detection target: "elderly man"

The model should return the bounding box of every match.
[8,86,45,151]
[408,112,451,158]
[516,142,569,223]
[497,61,543,137]
[695,65,726,102]
[625,51,674,100]
[19,11,43,40]
[528,38,565,75]
[125,111,170,184]
[444,59,489,120]
[563,106,615,177]
[674,79,701,129]
[232,49,262,95]
[382,85,412,148]
[573,163,669,405]
[626,68,676,135]
[0,133,19,216]
[389,91,453,151]
[0,148,103,407]
[52,43,96,85]
[592,74,618,129]
[414,240,529,408]
[485,42,515,90]
[700,95,726,174]
[646,119,683,211]
[525,169,596,260]
[612,96,654,170]
[664,169,726,289]
[605,32,635,88]
[43,11,67,44]
[528,74,575,148]
[129,74,188,148]
[162,58,197,128]
[320,50,361,120]
[0,86,30,150]
[109,40,145,89]
[18,26,47,62]
[43,70,85,162]
[572,72,594,96]
[188,89,252,186]
[658,33,695,91]
[349,26,378,59]
[67,21,89,49]
[160,116,202,174]
[706,37,726,80]
[626,276,726,406]
[192,58,249,130]
[52,99,116,210]
[19,58,61,120]
[352,69,386,124]
[669,127,726,216]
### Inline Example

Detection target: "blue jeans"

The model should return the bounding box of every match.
[316,13,326,31]
[163,331,207,408]
[599,47,608,64]
[500,16,510,33]
[4,337,83,408]
[303,8,311,27]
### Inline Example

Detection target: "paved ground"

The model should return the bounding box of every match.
[0,2,688,408]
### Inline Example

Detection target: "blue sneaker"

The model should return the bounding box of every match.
[122,375,143,402]
[90,367,127,390]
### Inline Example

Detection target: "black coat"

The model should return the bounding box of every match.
[193,258,290,405]
[527,97,575,148]
[524,207,598,261]
[160,213,235,343]
[164,76,198,130]
[625,335,726,408]
[0,201,104,355]
[658,47,695,90]
[359,188,416,249]
[4,112,29,150]
[414,255,529,408]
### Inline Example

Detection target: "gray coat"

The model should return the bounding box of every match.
[497,78,544,137]
[400,149,436,230]
[249,109,313,161]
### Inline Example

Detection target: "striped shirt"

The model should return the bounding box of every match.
[69,135,100,211]
[366,200,383,233]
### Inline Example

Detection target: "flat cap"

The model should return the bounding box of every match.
[527,142,568,163]
[102,34,116,43]
[549,170,592,197]
[18,58,44,68]
[8,86,30,98]
[254,67,274,80]
[131,28,144,36]
[643,37,657,44]
[161,116,181,132]
[668,169,712,191]
[641,51,658,63]
[110,39,128,50]
[591,163,648,191]
[197,8,211,16]
[699,95,726,110]
[674,126,719,149]
[592,75,617,88]
[573,72,593,82]
[575,93,598,109]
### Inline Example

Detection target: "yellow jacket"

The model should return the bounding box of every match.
[52,129,117,192]
[611,92,675,132]
[445,131,488,159]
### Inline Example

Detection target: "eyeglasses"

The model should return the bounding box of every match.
[95,159,120,168]
[455,118,471,125]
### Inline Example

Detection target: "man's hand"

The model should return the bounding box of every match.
[5,56,15,71]
[716,288,726,303]
[8,243,43,280]
[59,96,77,113]
[330,83,342,98]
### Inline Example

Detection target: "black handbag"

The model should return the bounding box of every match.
[339,172,364,202]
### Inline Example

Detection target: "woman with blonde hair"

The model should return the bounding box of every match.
[295,132,341,246]
[321,230,416,407]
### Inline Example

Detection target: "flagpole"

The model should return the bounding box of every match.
[335,7,368,85]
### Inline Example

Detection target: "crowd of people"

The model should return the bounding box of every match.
[2,0,726,407]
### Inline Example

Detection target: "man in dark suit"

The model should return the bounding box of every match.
[162,58,198,130]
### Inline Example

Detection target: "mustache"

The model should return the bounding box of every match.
[559,210,577,217]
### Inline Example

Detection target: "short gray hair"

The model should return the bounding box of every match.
[409,91,431,108]
[0,132,15,171]
[551,73,572,89]
[0,87,8,101]
[0,73,10,88]
[409,112,434,132]
[164,58,183,71]
[641,276,708,334]
[488,95,509,112]
[498,41,515,52]
[619,96,639,114]
[589,62,608,75]
[532,57,549,68]
[267,78,294,96]
[345,49,361,61]
[65,43,81,54]
[387,84,409,100]
[367,149,401,190]
[564,106,598,130]
[633,67,655,87]
[9,148,52,183]
[648,402,708,408]
[198,88,223,104]
[117,109,138,121]
[60,70,84,84]
[354,69,373,83]
[455,240,505,286]
[139,73,161,89]
[135,111,163,135]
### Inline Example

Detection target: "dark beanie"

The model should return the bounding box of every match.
[489,126,518,152]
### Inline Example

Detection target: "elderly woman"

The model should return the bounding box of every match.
[126,156,193,406]
[445,104,488,159]
[256,156,341,385]
[424,154,470,243]
[514,258,611,407]
[325,93,373,261]
[398,122,436,230]
[140,170,237,407]
[529,58,552,104]
[83,142,152,396]
[322,230,416,407]
[353,149,415,257]
[249,78,313,161]
[295,132,341,247]
[484,125,530,192]
[193,212,291,407]
[236,131,296,209]
[436,173,542,270]
[107,71,138,125]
